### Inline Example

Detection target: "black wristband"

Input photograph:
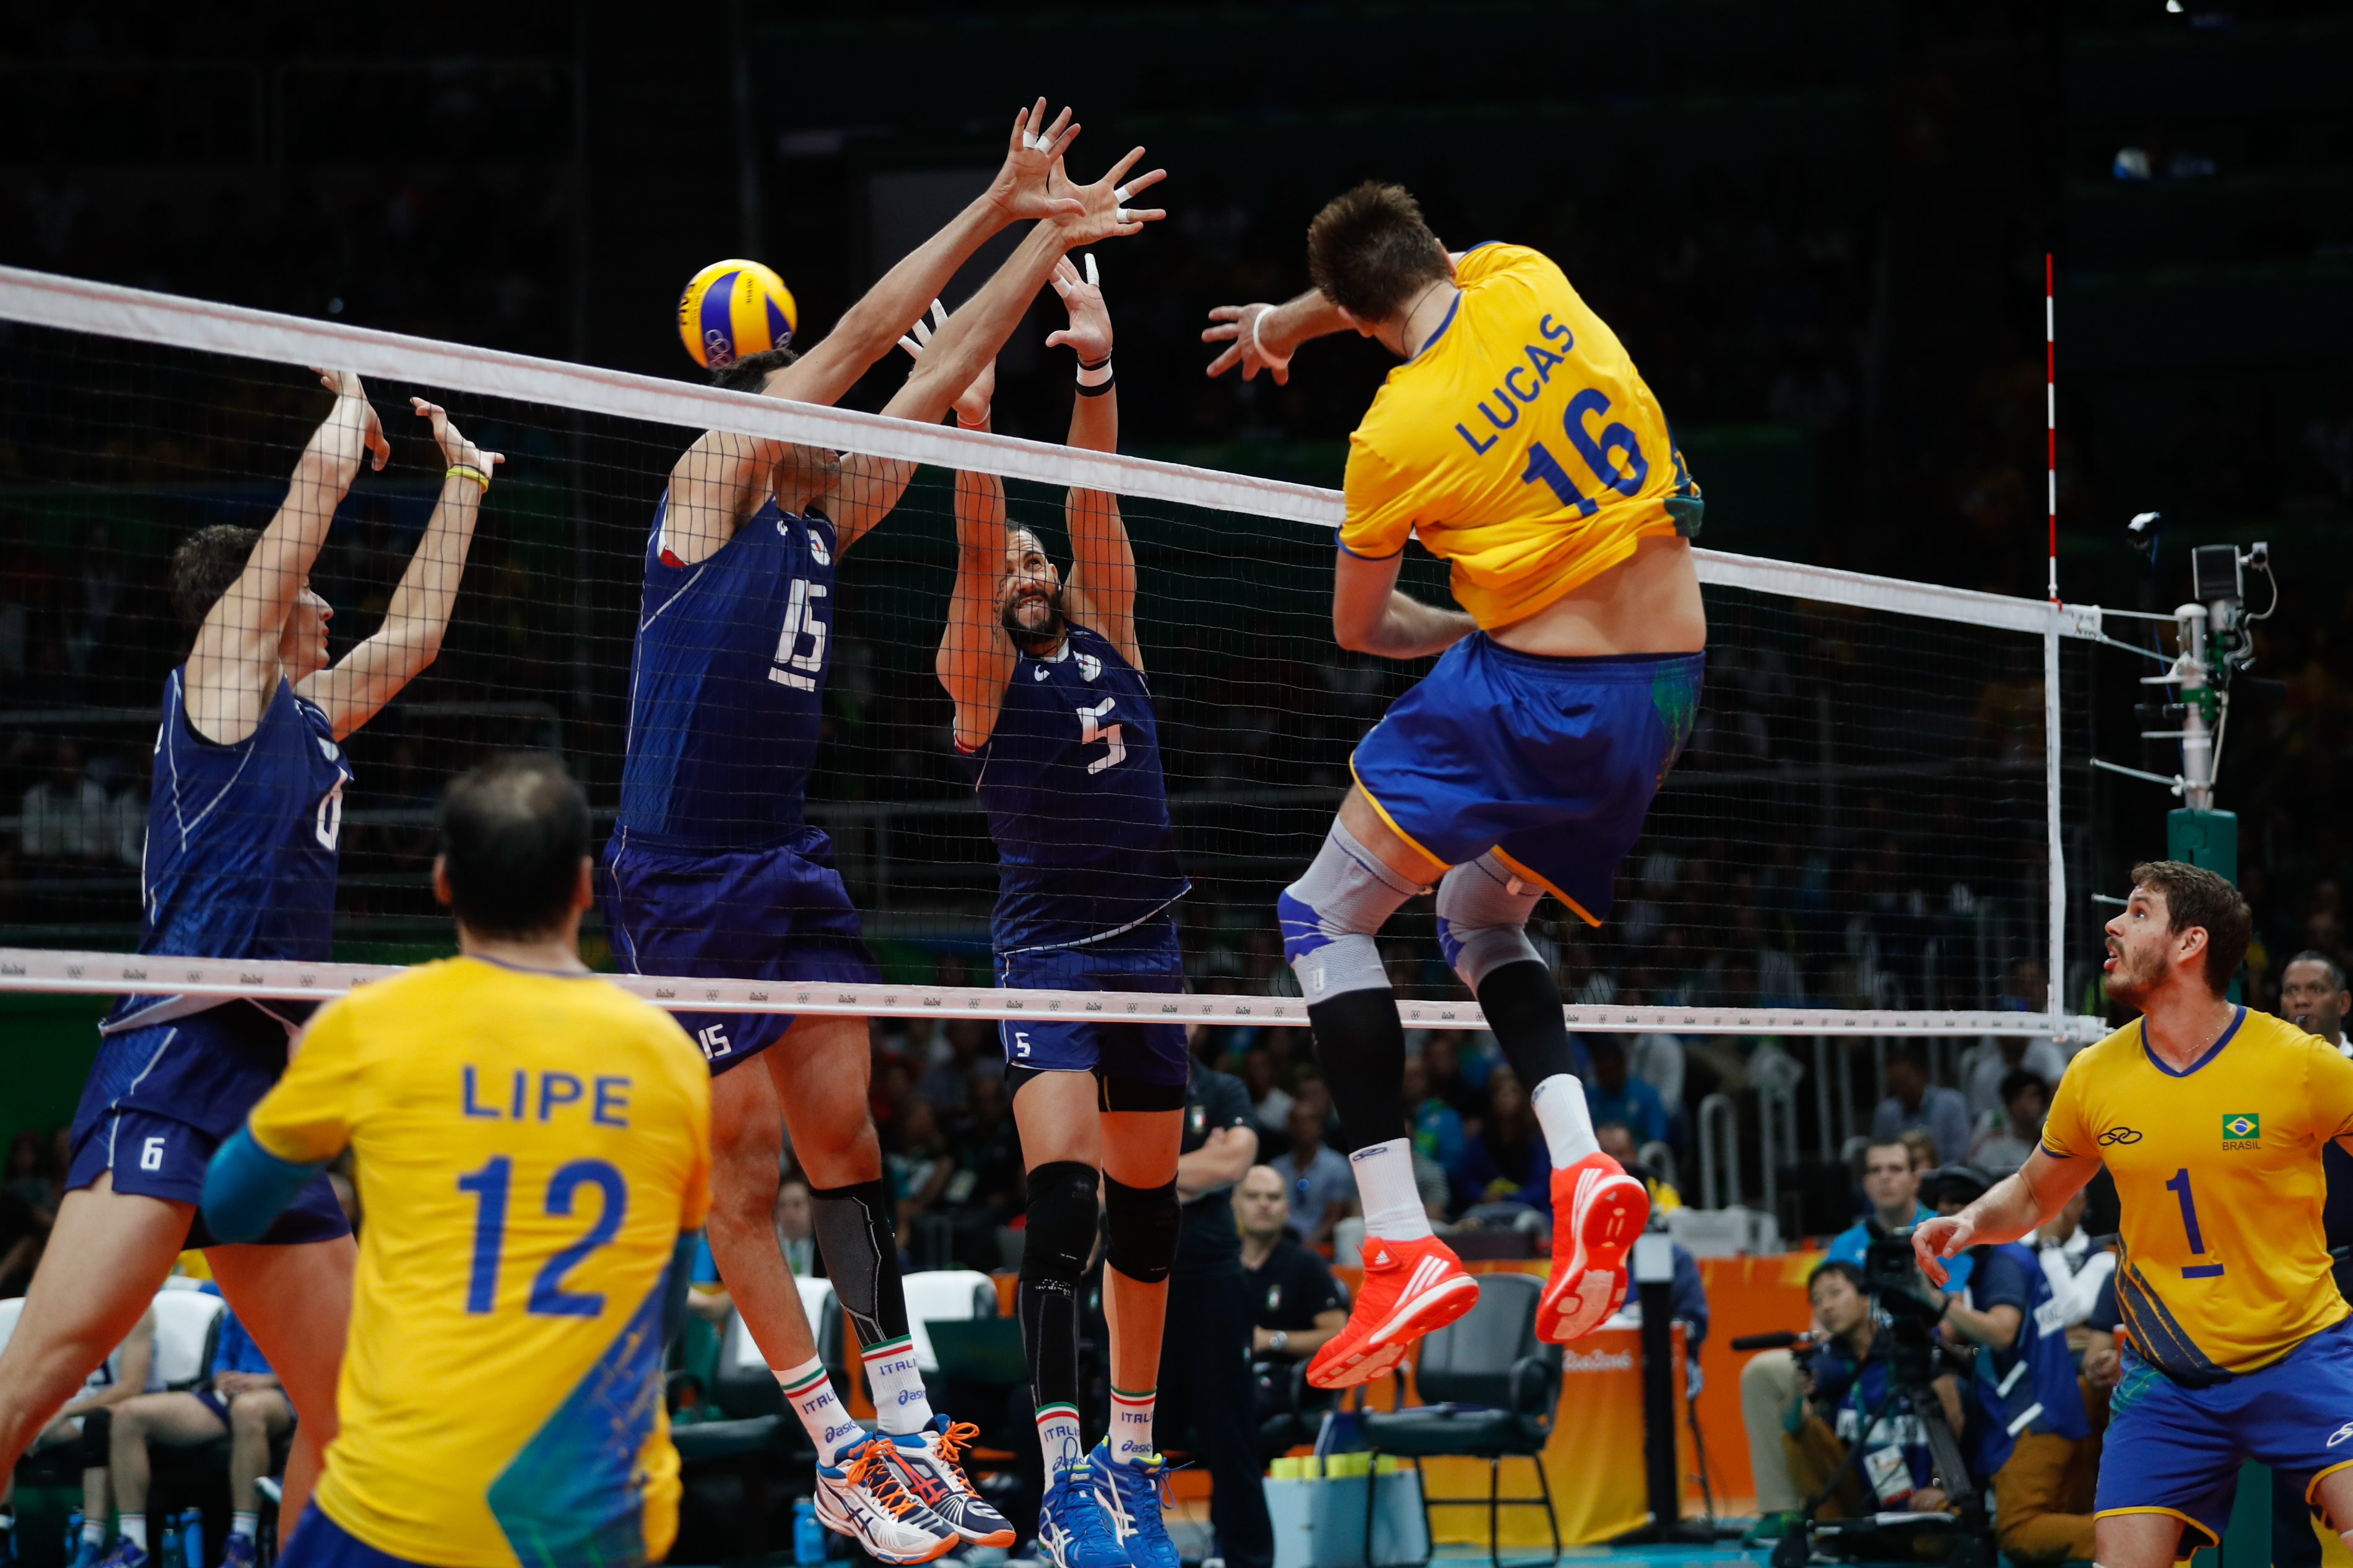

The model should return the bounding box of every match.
[1075,370,1115,397]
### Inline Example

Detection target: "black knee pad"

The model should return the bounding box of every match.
[1103,1174,1180,1284]
[1021,1160,1100,1280]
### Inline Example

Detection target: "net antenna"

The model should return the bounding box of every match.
[0,262,2120,1049]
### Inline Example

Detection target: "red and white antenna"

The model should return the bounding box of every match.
[2046,253,2059,602]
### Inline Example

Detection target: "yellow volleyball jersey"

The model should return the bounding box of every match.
[1338,243,1702,630]
[2041,1007,2353,1379]
[246,956,711,1568]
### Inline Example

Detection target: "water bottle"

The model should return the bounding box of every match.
[791,1499,824,1568]
[157,1515,183,1568]
[178,1509,204,1568]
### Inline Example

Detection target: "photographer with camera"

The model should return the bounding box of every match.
[1777,1260,1966,1520]
[1741,1140,1973,1538]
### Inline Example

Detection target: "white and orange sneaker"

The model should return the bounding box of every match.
[1306,1234,1481,1388]
[1537,1152,1650,1343]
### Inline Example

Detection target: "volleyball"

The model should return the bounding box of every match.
[677,258,798,369]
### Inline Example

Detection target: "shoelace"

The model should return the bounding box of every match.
[1053,1465,1121,1549]
[1102,1455,1179,1533]
[930,1420,984,1491]
[848,1442,928,1521]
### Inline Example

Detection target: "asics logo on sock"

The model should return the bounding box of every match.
[896,1388,924,1405]
[824,1421,861,1444]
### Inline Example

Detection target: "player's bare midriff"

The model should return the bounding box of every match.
[1486,532,1706,658]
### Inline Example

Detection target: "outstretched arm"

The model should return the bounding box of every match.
[299,399,499,738]
[1048,255,1139,668]
[1912,1146,2100,1287]
[1331,550,1475,659]
[1202,290,1352,385]
[666,102,1084,560]
[186,370,389,745]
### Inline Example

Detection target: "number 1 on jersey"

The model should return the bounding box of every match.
[2165,1166,2208,1254]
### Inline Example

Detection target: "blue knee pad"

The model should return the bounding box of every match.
[1278,820,1426,999]
[1434,852,1544,991]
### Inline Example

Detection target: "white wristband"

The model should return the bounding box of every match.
[955,406,991,428]
[1077,360,1113,388]
[1251,309,1292,370]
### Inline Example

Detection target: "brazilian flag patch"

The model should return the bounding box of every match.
[2222,1112,2261,1146]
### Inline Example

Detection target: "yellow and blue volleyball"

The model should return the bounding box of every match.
[677,259,798,370]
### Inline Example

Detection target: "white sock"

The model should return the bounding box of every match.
[777,1358,859,1467]
[860,1335,935,1436]
[1350,1139,1435,1242]
[230,1514,257,1543]
[1110,1387,1156,1465]
[1531,1074,1601,1165]
[82,1520,106,1548]
[1037,1403,1084,1473]
[119,1518,146,1553]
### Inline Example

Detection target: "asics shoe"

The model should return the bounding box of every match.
[814,1434,960,1564]
[1537,1152,1650,1343]
[1036,1458,1128,1568]
[222,1536,259,1568]
[90,1544,146,1568]
[1089,1439,1178,1568]
[63,1539,100,1568]
[886,1417,1016,1548]
[1306,1234,1481,1389]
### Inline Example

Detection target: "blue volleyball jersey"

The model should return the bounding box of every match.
[955,624,1188,955]
[107,666,353,1033]
[615,495,837,849]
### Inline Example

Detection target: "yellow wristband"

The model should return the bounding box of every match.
[446,464,490,493]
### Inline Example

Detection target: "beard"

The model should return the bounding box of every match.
[2101,943,2160,1007]
[1001,583,1068,655]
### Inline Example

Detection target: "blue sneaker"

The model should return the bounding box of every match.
[221,1535,259,1568]
[92,1541,147,1568]
[1036,1459,1129,1568]
[65,1539,99,1568]
[1089,1440,1177,1568]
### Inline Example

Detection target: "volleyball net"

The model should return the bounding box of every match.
[0,264,2110,1042]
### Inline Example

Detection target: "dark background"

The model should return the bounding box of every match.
[2,1,2350,1177]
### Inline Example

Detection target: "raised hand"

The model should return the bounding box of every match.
[1910,1214,1973,1286]
[1044,254,1111,363]
[1047,145,1167,248]
[312,366,391,469]
[1202,303,1291,384]
[984,99,1084,223]
[409,397,505,486]
[897,300,996,425]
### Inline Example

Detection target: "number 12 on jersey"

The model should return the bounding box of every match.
[459,1156,631,1315]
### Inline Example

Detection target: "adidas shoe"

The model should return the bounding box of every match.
[1537,1152,1649,1343]
[886,1417,1017,1548]
[1089,1440,1178,1568]
[814,1433,960,1564]
[1305,1234,1481,1389]
[1036,1458,1129,1568]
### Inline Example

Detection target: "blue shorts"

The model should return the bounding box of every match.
[2097,1316,2353,1548]
[996,916,1189,1096]
[68,1003,351,1248]
[278,1505,438,1568]
[599,826,880,1076]
[1349,637,1703,925]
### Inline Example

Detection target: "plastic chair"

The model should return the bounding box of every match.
[898,1268,998,1374]
[1354,1273,1562,1568]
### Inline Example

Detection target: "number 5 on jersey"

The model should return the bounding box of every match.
[1079,698,1125,774]
[771,577,828,691]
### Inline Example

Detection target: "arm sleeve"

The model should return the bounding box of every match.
[2040,1053,2092,1160]
[201,1128,329,1246]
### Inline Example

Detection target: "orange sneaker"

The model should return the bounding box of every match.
[1537,1153,1650,1343]
[1306,1234,1481,1389]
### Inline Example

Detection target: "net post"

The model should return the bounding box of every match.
[2046,252,2059,603]
[2045,617,2066,1027]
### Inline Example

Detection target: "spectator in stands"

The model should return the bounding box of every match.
[1584,1037,1669,1146]
[775,1174,817,1277]
[19,739,110,865]
[1450,1065,1549,1211]
[944,1070,1025,1228]
[1969,1069,2050,1173]
[1421,1031,1485,1125]
[1239,1047,1295,1140]
[107,1297,290,1568]
[887,1098,954,1248]
[1624,1016,1687,1135]
[1401,1052,1464,1173]
[914,1018,996,1114]
[1268,1086,1352,1247]
[1238,1166,1349,1373]
[2283,950,2350,1051]
[1596,1122,1681,1214]
[1870,1044,1971,1164]
[7,1304,159,1568]
[1960,1025,2068,1122]
[5,1130,53,1221]
[1897,1127,1939,1176]
[0,1132,50,1293]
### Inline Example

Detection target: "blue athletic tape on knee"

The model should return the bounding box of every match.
[1279,819,1424,998]
[1433,852,1544,991]
[1102,1174,1179,1284]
